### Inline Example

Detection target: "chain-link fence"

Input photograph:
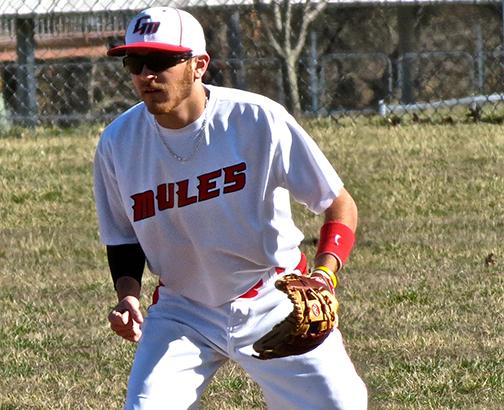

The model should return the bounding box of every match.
[1,0,504,127]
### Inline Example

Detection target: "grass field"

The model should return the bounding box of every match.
[0,120,502,409]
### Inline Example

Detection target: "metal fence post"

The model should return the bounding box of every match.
[502,0,504,82]
[227,10,246,90]
[15,17,38,127]
[308,30,319,114]
[397,5,417,104]
[475,21,484,93]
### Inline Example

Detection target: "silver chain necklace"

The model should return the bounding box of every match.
[155,96,208,162]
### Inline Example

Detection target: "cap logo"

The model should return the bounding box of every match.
[133,15,160,35]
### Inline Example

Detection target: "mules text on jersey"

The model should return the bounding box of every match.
[131,162,247,222]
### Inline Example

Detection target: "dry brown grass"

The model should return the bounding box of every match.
[1,121,502,409]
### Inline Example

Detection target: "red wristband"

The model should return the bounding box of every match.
[316,222,355,269]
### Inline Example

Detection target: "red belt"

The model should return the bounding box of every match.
[239,253,307,299]
[151,253,307,304]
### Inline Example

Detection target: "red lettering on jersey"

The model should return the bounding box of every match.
[177,179,198,207]
[130,162,247,222]
[131,190,155,221]
[223,162,246,194]
[198,169,222,201]
[157,183,175,210]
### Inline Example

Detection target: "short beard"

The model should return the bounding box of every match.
[144,61,194,116]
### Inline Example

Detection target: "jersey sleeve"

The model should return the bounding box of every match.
[93,135,138,245]
[273,109,343,214]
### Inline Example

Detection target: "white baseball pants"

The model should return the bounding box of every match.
[124,269,367,410]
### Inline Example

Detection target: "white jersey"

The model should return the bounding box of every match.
[94,85,343,306]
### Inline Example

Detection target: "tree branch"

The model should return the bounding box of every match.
[283,0,292,52]
[293,0,328,58]
[253,0,284,55]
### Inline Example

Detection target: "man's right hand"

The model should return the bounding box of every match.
[108,295,144,343]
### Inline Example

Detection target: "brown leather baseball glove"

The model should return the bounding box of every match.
[252,273,338,360]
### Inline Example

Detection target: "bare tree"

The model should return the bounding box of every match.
[254,0,327,116]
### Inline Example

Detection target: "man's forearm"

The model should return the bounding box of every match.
[313,253,340,273]
[115,276,141,301]
[323,188,358,231]
[314,188,358,274]
[106,243,145,297]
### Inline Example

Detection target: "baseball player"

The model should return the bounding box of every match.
[94,7,367,410]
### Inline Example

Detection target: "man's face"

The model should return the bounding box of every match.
[125,51,195,116]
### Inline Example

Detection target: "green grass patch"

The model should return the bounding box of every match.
[1,121,502,409]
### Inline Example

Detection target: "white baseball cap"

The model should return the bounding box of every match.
[107,7,207,57]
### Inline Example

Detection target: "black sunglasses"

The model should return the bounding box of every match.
[122,52,192,75]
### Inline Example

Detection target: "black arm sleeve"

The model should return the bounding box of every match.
[106,243,146,289]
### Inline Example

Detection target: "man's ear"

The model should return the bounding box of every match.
[193,54,210,80]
